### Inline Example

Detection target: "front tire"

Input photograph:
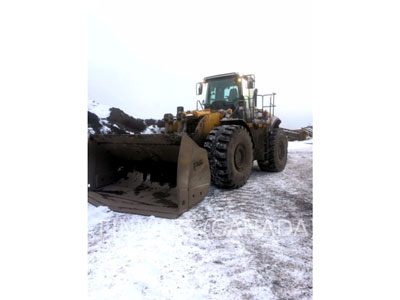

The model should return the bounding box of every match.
[204,125,253,188]
[258,128,288,172]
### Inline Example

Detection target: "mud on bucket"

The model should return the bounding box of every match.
[88,133,210,218]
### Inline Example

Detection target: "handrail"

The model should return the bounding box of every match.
[257,93,276,116]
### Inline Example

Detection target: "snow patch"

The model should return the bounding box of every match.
[288,139,313,152]
[88,100,111,119]
[141,125,162,134]
[88,204,113,231]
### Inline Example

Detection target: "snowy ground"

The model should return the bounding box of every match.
[88,139,313,300]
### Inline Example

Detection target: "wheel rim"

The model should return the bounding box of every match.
[234,144,246,171]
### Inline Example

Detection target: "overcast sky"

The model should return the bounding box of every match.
[89,0,312,129]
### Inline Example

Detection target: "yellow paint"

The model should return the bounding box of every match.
[247,122,267,128]
[191,109,211,118]
[205,112,223,133]
[173,121,179,132]
[165,123,174,133]
[194,112,223,143]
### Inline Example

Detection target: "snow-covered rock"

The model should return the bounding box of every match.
[88,100,163,135]
[88,100,112,119]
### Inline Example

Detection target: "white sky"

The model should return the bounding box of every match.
[89,0,312,129]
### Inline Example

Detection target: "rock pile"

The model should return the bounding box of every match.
[88,100,163,135]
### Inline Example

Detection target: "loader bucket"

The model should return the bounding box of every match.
[88,133,210,218]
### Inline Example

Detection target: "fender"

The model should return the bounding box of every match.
[192,112,222,145]
[220,119,255,147]
[269,116,281,132]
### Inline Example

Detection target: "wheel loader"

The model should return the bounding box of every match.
[88,72,288,218]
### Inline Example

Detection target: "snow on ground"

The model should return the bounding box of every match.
[141,125,162,134]
[288,139,313,152]
[89,100,112,119]
[88,204,113,231]
[88,139,313,300]
[88,100,113,134]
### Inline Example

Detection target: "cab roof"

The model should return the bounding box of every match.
[203,72,240,82]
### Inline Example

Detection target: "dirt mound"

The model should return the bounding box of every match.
[88,111,103,134]
[145,119,165,128]
[88,101,162,135]
[107,107,146,133]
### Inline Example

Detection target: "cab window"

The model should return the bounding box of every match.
[205,77,240,105]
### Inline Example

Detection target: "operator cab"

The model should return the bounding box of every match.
[196,72,256,120]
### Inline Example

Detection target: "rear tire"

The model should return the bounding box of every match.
[258,128,288,172]
[204,125,253,188]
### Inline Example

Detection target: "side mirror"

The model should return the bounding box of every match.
[196,82,203,95]
[247,79,255,89]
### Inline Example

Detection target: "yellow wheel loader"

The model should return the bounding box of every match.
[88,72,288,218]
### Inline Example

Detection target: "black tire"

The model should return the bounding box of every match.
[204,125,253,188]
[258,128,288,172]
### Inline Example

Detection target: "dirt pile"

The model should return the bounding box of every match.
[88,104,163,135]
[107,107,146,133]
